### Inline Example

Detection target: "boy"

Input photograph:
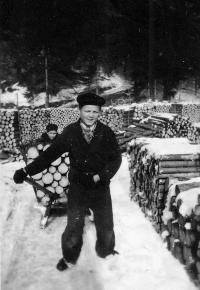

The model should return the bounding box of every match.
[13,92,122,271]
[36,123,59,145]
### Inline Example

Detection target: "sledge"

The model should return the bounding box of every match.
[19,143,68,229]
[24,176,67,228]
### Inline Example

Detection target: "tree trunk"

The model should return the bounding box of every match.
[45,54,49,108]
[149,0,154,101]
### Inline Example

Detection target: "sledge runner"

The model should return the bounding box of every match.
[13,92,122,271]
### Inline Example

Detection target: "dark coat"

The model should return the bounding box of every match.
[35,132,59,145]
[25,120,122,185]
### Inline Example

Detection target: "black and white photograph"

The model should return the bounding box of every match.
[1,1,200,289]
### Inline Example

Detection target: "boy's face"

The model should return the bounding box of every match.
[47,130,57,140]
[79,105,100,126]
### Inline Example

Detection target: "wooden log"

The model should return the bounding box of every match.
[126,127,147,132]
[178,214,190,229]
[185,230,199,247]
[179,228,186,246]
[24,177,57,200]
[132,122,159,131]
[159,154,200,161]
[172,222,179,238]
[159,160,200,168]
[160,167,200,174]
[173,242,185,264]
[194,205,200,216]
[172,206,179,220]
[118,135,141,145]
[160,172,200,178]
[175,182,200,196]
[183,245,197,273]
[151,115,175,122]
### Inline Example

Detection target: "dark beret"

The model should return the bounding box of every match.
[77,92,105,107]
[46,124,58,132]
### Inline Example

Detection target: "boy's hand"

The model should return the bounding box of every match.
[13,168,27,184]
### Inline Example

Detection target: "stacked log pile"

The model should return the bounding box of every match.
[188,124,200,144]
[152,102,171,114]
[182,103,200,123]
[26,145,69,205]
[162,179,200,284]
[141,113,200,142]
[0,110,20,150]
[122,102,200,128]
[169,103,200,123]
[127,138,200,226]
[127,137,200,284]
[122,102,171,127]
[19,107,123,142]
[99,107,123,131]
[11,149,24,162]
[50,107,124,134]
[116,123,159,151]
[19,109,50,144]
[50,108,79,133]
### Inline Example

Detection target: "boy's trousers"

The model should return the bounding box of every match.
[61,182,115,263]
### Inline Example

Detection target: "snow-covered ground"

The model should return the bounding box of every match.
[0,157,198,290]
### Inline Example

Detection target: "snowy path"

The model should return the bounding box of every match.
[1,157,198,290]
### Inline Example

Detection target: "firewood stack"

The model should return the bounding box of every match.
[169,103,200,123]
[0,110,20,150]
[27,145,69,206]
[188,124,200,144]
[19,109,50,145]
[50,108,79,133]
[116,123,159,151]
[98,107,124,131]
[182,103,200,122]
[162,179,200,284]
[122,103,171,128]
[151,102,171,114]
[141,113,200,142]
[10,148,24,162]
[127,137,200,284]
[127,138,200,231]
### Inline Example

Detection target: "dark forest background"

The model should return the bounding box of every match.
[0,0,200,105]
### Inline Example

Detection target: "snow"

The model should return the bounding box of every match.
[0,157,198,290]
[0,72,133,108]
[99,72,133,95]
[162,178,200,225]
[129,137,200,159]
[0,86,30,107]
[176,188,200,217]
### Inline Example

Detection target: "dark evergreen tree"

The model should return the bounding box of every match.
[1,0,200,101]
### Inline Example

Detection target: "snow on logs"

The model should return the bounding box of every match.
[27,146,69,205]
[127,138,200,231]
[119,112,200,146]
[0,109,20,150]
[122,102,171,127]
[122,103,200,142]
[162,179,200,284]
[142,114,200,143]
[127,137,200,284]
[122,102,200,125]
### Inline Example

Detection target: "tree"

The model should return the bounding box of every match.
[1,0,200,102]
